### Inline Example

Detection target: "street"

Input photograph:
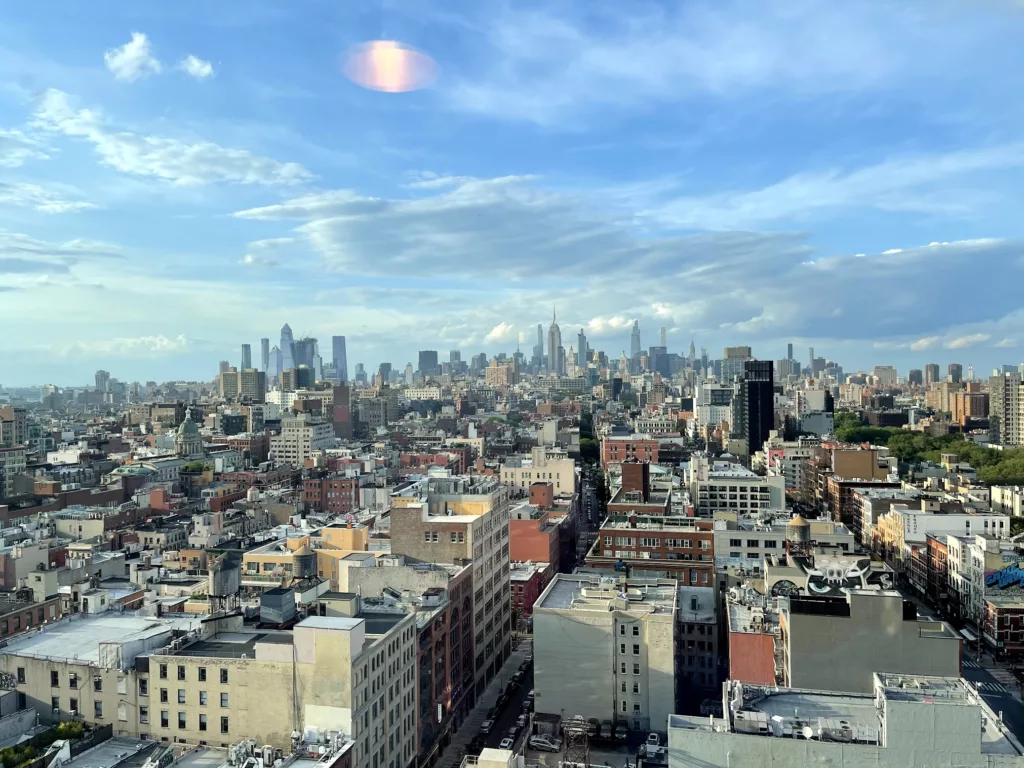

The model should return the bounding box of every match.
[961,651,1024,740]
[480,665,534,750]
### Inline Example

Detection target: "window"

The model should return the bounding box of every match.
[159,664,168,680]
[747,540,759,548]
[177,665,185,681]
[633,663,640,675]
[94,677,102,692]
[620,643,626,654]
[620,663,626,674]
[221,717,229,734]
[51,671,59,687]
[51,696,59,711]
[160,689,168,703]
[619,624,625,636]
[198,667,207,682]
[431,532,439,542]
[69,698,77,713]
[140,679,149,696]
[220,669,229,684]
[621,701,627,713]
[178,690,186,704]
[633,682,639,694]
[16,668,25,684]
[94,701,103,719]
[161,711,169,729]
[764,540,777,549]
[199,714,208,732]
[632,626,639,637]
[729,538,741,547]
[178,712,186,729]
[632,644,640,655]
[140,706,149,724]
[621,682,626,693]
[200,691,208,706]
[69,673,78,689]
[220,693,229,708]
[633,702,641,713]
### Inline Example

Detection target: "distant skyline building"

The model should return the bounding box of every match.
[547,309,564,375]
[578,329,589,370]
[630,320,642,366]
[660,326,667,348]
[404,363,414,385]
[908,369,923,386]
[332,336,348,383]
[787,342,794,360]
[260,338,270,372]
[95,369,110,392]
[925,363,940,385]
[241,343,252,370]
[948,363,963,384]
[733,360,774,457]
[418,350,439,376]
[294,337,317,370]
[280,323,296,371]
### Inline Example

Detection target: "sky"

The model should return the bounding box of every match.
[3,0,1024,386]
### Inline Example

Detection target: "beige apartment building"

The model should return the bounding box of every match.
[499,446,577,497]
[1,610,417,768]
[270,413,335,465]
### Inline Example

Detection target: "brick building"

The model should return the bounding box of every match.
[303,472,360,515]
[586,514,714,586]
[601,436,659,470]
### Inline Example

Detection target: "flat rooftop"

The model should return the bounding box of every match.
[175,631,293,659]
[64,737,155,768]
[537,574,677,613]
[0,615,199,664]
[600,516,707,532]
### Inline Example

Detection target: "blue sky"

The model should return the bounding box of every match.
[3,0,1024,385]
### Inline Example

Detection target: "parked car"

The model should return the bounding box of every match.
[512,670,525,682]
[521,700,533,714]
[529,735,561,753]
[526,689,535,701]
[499,738,514,750]
[508,727,519,738]
[614,723,628,741]
[516,715,527,728]
[480,720,493,735]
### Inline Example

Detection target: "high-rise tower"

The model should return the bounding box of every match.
[547,309,564,375]
[332,336,348,383]
[260,338,270,372]
[280,324,296,371]
[241,344,252,370]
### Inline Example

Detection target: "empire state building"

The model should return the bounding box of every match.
[547,309,564,375]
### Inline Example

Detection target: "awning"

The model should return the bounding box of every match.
[960,628,978,643]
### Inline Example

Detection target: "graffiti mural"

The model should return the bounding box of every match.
[985,563,1024,592]
[770,579,802,597]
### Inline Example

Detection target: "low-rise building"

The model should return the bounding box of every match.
[691,456,785,517]
[668,673,1024,768]
[534,573,677,733]
[585,515,714,586]
[270,413,335,465]
[499,446,577,497]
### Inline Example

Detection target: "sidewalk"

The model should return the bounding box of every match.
[436,638,534,768]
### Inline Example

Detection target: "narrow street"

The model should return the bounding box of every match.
[961,651,1024,740]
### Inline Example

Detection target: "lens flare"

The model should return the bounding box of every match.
[342,40,438,93]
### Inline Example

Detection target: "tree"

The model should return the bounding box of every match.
[580,438,599,464]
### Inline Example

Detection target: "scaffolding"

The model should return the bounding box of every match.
[561,715,590,767]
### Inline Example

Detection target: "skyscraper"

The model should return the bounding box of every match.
[378,362,392,382]
[280,324,296,371]
[660,326,667,348]
[294,337,317,369]
[925,363,940,385]
[948,363,963,384]
[787,342,793,361]
[721,346,753,382]
[241,344,252,370]
[547,309,563,375]
[418,350,439,376]
[990,372,1023,447]
[260,338,270,372]
[450,350,461,364]
[734,360,774,457]
[404,363,414,385]
[630,320,642,359]
[269,346,282,381]
[95,370,110,392]
[332,336,348,383]
[577,329,589,371]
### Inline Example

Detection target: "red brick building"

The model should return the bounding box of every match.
[509,508,561,572]
[0,592,63,640]
[601,436,659,470]
[586,515,714,586]
[927,533,950,610]
[510,562,549,621]
[304,473,360,515]
[983,599,1024,656]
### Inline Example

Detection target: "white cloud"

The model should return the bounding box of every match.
[55,334,189,358]
[179,55,214,79]
[946,334,991,349]
[643,145,1024,230]
[239,253,278,267]
[909,336,940,351]
[0,182,96,213]
[483,322,517,343]
[0,129,50,167]
[104,32,162,82]
[33,89,312,186]
[995,338,1018,348]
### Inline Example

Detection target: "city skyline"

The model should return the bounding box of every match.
[4,3,1024,383]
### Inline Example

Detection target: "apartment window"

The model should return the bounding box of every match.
[51,696,59,712]
[457,532,465,543]
[160,710,169,728]
[140,706,149,725]
[51,671,59,687]
[178,712,186,729]
[424,531,431,542]
[69,674,77,689]
[221,693,229,708]
[16,667,25,684]
[632,626,639,637]
[633,644,640,655]
[729,539,741,547]
[633,663,640,675]
[633,702,641,713]
[747,540,759,548]
[621,682,627,693]
[160,689,168,703]
[198,667,207,682]
[764,540,777,549]
[159,664,168,680]
[221,717,229,734]
[199,714,207,732]
[220,669,229,684]
[69,698,77,713]
[431,532,439,542]
[633,682,640,694]
[200,691,208,706]
[177,666,185,681]
[94,677,102,692]
[620,643,626,654]
[682,539,692,548]
[94,701,103,719]
[621,701,627,713]
[621,663,626,674]
[178,690,186,705]
[619,625,625,636]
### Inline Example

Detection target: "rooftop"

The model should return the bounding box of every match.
[173,631,293,659]
[536,573,678,613]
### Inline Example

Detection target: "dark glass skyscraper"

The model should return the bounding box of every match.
[332,336,348,382]
[738,360,775,457]
[260,338,270,372]
[241,344,252,370]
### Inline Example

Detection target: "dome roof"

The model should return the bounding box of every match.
[178,417,199,436]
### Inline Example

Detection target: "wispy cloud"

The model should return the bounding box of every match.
[55,334,190,358]
[104,32,162,82]
[33,89,312,186]
[0,129,50,167]
[946,333,990,349]
[0,182,96,213]
[179,55,214,79]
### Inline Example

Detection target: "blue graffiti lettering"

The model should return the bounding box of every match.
[986,565,1024,590]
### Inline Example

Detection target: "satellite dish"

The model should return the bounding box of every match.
[801,726,814,740]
